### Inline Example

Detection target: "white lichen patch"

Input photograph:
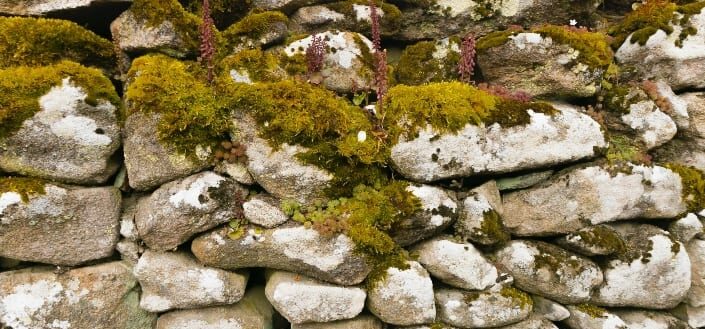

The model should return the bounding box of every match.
[169,172,225,209]
[272,226,352,272]
[0,192,22,217]
[498,0,533,17]
[374,262,436,320]
[621,100,677,149]
[510,33,548,50]
[140,295,172,311]
[415,238,498,290]
[655,80,690,128]
[0,280,65,329]
[352,4,384,22]
[407,185,457,213]
[191,268,226,300]
[165,319,244,329]
[431,38,461,64]
[229,69,252,84]
[284,31,374,69]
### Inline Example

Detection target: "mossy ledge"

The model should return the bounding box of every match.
[664,162,705,213]
[0,176,47,203]
[130,0,203,53]
[0,61,120,141]
[222,10,288,42]
[395,38,462,85]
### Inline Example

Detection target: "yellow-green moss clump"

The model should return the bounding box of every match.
[608,0,705,48]
[0,61,119,140]
[575,303,609,318]
[0,17,115,68]
[218,48,283,82]
[0,176,46,202]
[604,134,651,166]
[396,39,461,85]
[664,163,705,213]
[533,25,613,68]
[125,54,231,156]
[574,225,627,255]
[476,30,520,51]
[130,0,203,52]
[500,286,533,309]
[222,11,288,41]
[324,0,402,33]
[477,209,510,245]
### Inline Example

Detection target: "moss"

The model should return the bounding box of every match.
[532,25,613,69]
[574,225,627,255]
[499,286,533,309]
[218,48,282,82]
[605,134,651,166]
[664,163,705,213]
[395,40,460,85]
[471,209,510,245]
[0,176,46,203]
[180,0,252,28]
[476,30,518,51]
[125,54,231,156]
[0,17,115,69]
[222,11,288,42]
[575,303,608,318]
[602,84,634,113]
[533,241,582,273]
[0,61,120,141]
[130,0,202,53]
[280,52,307,76]
[324,0,403,33]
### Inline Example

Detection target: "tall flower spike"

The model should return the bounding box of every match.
[199,0,216,84]
[369,0,387,118]
[306,34,326,77]
[459,32,476,84]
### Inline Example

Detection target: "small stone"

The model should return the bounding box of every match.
[531,295,570,321]
[621,100,677,149]
[116,240,141,264]
[367,261,436,326]
[455,180,509,246]
[670,214,704,243]
[564,304,628,329]
[613,309,691,329]
[243,194,289,228]
[435,286,533,328]
[391,184,458,246]
[555,225,625,256]
[111,9,194,58]
[496,170,554,191]
[214,160,256,185]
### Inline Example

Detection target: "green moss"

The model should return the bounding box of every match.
[125,54,231,156]
[395,40,460,85]
[476,30,518,50]
[574,225,627,255]
[499,286,533,309]
[664,163,705,213]
[130,0,202,53]
[218,48,282,82]
[533,241,582,273]
[0,17,115,69]
[180,0,251,28]
[476,209,510,245]
[325,0,403,33]
[280,52,307,76]
[222,11,288,41]
[602,84,634,113]
[532,25,613,69]
[0,61,120,140]
[575,303,608,318]
[605,134,651,166]
[0,176,46,203]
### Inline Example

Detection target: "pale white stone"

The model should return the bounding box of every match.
[169,172,225,209]
[352,4,384,22]
[285,31,373,69]
[367,261,436,325]
[0,192,22,216]
[357,130,367,142]
[621,100,677,149]
[413,237,498,290]
[510,33,548,50]
[0,280,65,329]
[272,226,352,272]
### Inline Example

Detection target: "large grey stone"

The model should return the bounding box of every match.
[367,261,435,326]
[531,295,570,321]
[134,250,249,312]
[435,286,533,328]
[192,224,371,285]
[243,193,289,228]
[135,171,247,251]
[391,184,458,246]
[291,314,384,329]
[111,9,195,58]
[0,262,156,329]
[390,104,605,183]
[613,310,691,329]
[0,183,120,266]
[0,0,130,15]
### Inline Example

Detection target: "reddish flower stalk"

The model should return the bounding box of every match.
[458,32,476,84]
[198,0,216,84]
[306,34,326,77]
[369,0,387,118]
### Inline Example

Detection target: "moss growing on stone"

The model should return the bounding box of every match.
[218,48,282,82]
[574,225,627,255]
[575,303,608,318]
[396,39,461,85]
[533,241,582,273]
[0,61,120,141]
[476,30,519,51]
[664,163,705,213]
[125,54,231,156]
[533,25,614,68]
[222,11,288,41]
[499,286,533,309]
[0,17,115,69]
[476,209,511,245]
[0,176,46,203]
[605,134,651,166]
[324,0,403,32]
[280,52,307,76]
[130,0,203,52]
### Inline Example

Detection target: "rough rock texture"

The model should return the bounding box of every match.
[592,224,691,309]
[555,225,625,256]
[411,236,498,290]
[391,184,458,246]
[123,112,211,191]
[435,287,533,328]
[192,224,371,285]
[264,271,366,324]
[613,310,691,329]
[455,180,509,246]
[496,314,559,329]
[134,250,249,312]
[672,303,705,328]
[135,171,247,251]
[531,295,570,321]
[670,214,703,244]
[620,99,678,149]
[155,287,274,329]
[0,184,120,266]
[0,78,121,184]
[564,305,628,329]
[243,193,289,228]
[291,314,385,329]
[111,9,192,58]
[503,164,686,236]
[0,0,130,15]
[687,239,705,307]
[367,261,435,326]
[214,161,256,185]
[283,31,375,93]
[390,104,606,183]
[0,262,156,329]
[615,9,705,91]
[477,32,604,98]
[494,240,603,304]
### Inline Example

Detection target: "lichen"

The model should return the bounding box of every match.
[0,17,115,69]
[475,209,510,245]
[130,0,203,53]
[125,54,231,156]
[499,286,533,309]
[0,61,120,140]
[532,241,582,273]
[218,48,283,82]
[222,11,288,42]
[575,303,608,318]
[532,25,613,68]
[664,163,705,213]
[0,176,46,203]
[574,225,627,255]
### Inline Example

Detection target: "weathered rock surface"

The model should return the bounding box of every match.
[111,9,194,58]
[613,310,691,329]
[123,112,211,191]
[687,239,705,307]
[531,295,570,321]
[0,184,120,266]
[192,224,371,285]
[0,78,121,184]
[503,164,686,236]
[435,286,533,328]
[243,193,289,228]
[391,184,458,246]
[0,0,130,15]
[494,240,603,304]
[367,261,435,326]
[265,271,366,324]
[214,161,256,185]
[670,214,703,244]
[495,170,554,191]
[134,250,249,312]
[455,180,510,246]
[135,171,247,251]
[672,303,705,328]
[411,236,498,290]
[555,225,626,256]
[155,287,274,329]
[564,304,628,329]
[291,314,384,329]
[495,314,559,329]
[390,103,606,183]
[592,224,691,309]
[0,262,156,329]
[477,32,605,98]
[621,99,678,149]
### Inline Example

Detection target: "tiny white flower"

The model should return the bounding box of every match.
[357,130,367,142]
[264,121,269,127]
[569,19,577,26]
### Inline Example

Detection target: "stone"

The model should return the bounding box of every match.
[291,314,384,329]
[592,224,691,309]
[135,171,246,251]
[496,170,554,191]
[615,8,705,91]
[390,184,458,246]
[214,161,256,185]
[455,180,510,246]
[435,286,533,328]
[686,239,705,307]
[672,303,705,328]
[0,0,130,15]
[494,240,603,304]
[0,77,121,185]
[681,92,705,140]
[119,193,143,242]
[229,20,287,53]
[367,261,435,326]
[290,5,345,27]
[564,304,628,329]
[0,184,120,266]
[192,224,371,285]
[670,214,704,244]
[123,112,211,191]
[620,99,677,149]
[243,194,289,228]
[613,310,691,329]
[555,225,626,256]
[503,164,686,236]
[111,9,194,58]
[0,262,156,329]
[134,250,249,312]
[283,31,375,93]
[495,314,559,329]
[477,32,604,98]
[155,286,274,329]
[116,240,141,264]
[411,236,498,290]
[264,271,365,324]
[390,103,606,183]
[531,295,570,321]
[394,38,461,85]
[251,0,324,12]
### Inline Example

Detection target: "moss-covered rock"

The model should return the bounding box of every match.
[222,11,288,51]
[395,37,461,85]
[435,286,533,328]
